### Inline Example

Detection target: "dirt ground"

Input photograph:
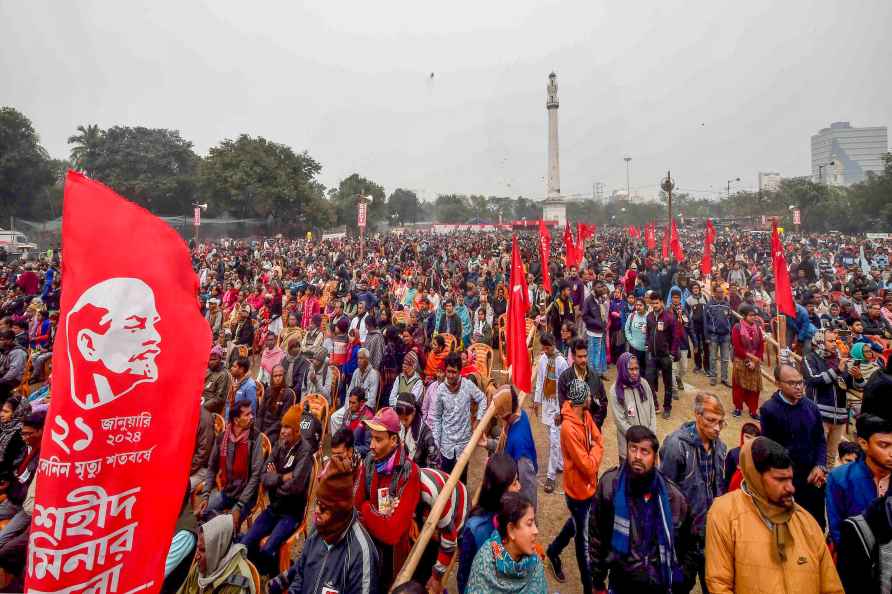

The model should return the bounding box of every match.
[443,354,787,594]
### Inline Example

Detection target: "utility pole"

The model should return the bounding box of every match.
[624,156,632,201]
[661,171,675,260]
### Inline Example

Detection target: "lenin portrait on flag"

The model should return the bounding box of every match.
[66,276,162,410]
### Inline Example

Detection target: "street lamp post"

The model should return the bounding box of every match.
[357,194,371,261]
[817,160,836,185]
[726,177,740,198]
[624,155,632,201]
[661,171,675,260]
[191,201,207,244]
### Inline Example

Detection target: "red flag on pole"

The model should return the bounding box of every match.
[645,222,656,250]
[27,172,211,593]
[771,220,796,317]
[670,218,684,261]
[507,235,532,392]
[563,223,580,268]
[628,225,640,239]
[538,220,552,295]
[701,218,716,277]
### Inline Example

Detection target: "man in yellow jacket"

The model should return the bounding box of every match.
[705,436,843,594]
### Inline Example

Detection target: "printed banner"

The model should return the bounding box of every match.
[27,172,211,593]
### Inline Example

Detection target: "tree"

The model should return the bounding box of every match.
[434,194,472,223]
[74,125,200,214]
[0,107,55,220]
[487,196,514,223]
[201,134,330,232]
[513,197,541,221]
[328,173,387,231]
[387,188,421,225]
[67,124,104,176]
[468,194,492,222]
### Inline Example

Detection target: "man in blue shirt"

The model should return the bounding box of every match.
[228,357,257,420]
[826,414,892,544]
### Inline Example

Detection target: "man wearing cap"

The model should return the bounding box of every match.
[202,346,231,415]
[388,350,423,408]
[395,392,439,469]
[302,348,332,403]
[355,406,421,590]
[269,455,380,594]
[241,406,321,576]
[432,353,488,482]
[348,348,381,409]
[546,378,603,592]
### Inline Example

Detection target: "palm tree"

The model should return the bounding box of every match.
[67,124,103,175]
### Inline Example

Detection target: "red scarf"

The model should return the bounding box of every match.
[739,319,763,354]
[220,426,250,486]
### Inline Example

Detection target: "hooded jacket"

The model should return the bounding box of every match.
[659,421,727,540]
[559,400,604,501]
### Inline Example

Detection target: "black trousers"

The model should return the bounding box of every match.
[646,353,673,412]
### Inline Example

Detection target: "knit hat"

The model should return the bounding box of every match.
[403,350,419,370]
[281,405,302,433]
[567,378,590,405]
[315,455,356,542]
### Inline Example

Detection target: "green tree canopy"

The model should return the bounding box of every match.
[387,188,421,225]
[328,173,386,231]
[0,107,55,220]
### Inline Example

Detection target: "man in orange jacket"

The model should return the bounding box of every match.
[546,378,604,594]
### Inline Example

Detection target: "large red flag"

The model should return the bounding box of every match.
[700,218,716,277]
[645,223,656,250]
[27,172,211,592]
[563,223,580,268]
[771,220,796,317]
[670,218,684,261]
[507,235,532,392]
[538,220,552,295]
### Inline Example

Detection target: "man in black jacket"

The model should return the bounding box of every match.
[557,338,608,428]
[837,491,892,594]
[241,407,321,576]
[395,392,439,469]
[645,293,679,419]
[550,281,575,352]
[582,284,607,376]
[198,399,265,531]
[589,426,697,594]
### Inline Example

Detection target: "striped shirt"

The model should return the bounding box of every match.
[419,468,470,575]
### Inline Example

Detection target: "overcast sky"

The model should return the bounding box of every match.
[2,1,890,202]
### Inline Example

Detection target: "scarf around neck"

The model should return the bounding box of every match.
[614,352,647,407]
[738,318,763,353]
[740,438,794,562]
[488,531,541,580]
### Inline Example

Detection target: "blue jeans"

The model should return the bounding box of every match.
[587,334,606,374]
[203,490,257,531]
[707,337,730,382]
[548,495,593,594]
[241,507,300,576]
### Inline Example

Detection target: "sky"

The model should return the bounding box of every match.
[2,1,890,203]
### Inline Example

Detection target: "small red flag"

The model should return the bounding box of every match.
[28,172,211,592]
[646,222,656,250]
[507,235,532,393]
[772,220,796,317]
[538,220,552,295]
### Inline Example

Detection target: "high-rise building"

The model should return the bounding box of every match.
[811,122,888,186]
[758,172,782,192]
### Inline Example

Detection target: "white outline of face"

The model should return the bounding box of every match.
[67,277,162,410]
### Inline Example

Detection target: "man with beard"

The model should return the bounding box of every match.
[705,437,842,594]
[557,338,608,428]
[202,346,231,415]
[256,364,297,447]
[241,407,321,576]
[436,299,463,341]
[589,426,697,594]
[355,407,421,590]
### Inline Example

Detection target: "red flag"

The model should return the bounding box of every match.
[507,235,532,392]
[628,225,640,239]
[28,172,211,592]
[563,223,581,268]
[772,220,796,317]
[538,220,552,295]
[701,218,716,277]
[645,223,656,250]
[670,218,684,261]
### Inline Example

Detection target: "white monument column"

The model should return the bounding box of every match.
[542,72,567,226]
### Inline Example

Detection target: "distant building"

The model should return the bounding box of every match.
[811,122,888,186]
[758,172,782,192]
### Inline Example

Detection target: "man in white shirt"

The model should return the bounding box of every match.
[533,332,569,494]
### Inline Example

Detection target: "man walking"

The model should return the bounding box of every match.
[704,285,732,387]
[645,293,679,419]
[533,333,569,494]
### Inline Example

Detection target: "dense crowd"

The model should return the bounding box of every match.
[0,224,892,593]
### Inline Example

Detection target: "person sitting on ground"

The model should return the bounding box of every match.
[267,455,380,594]
[394,392,439,469]
[176,514,256,594]
[241,407,321,576]
[588,425,698,594]
[705,437,843,594]
[198,399,265,531]
[465,491,547,594]
[457,453,521,594]
[355,406,422,590]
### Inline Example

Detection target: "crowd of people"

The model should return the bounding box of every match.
[1,222,892,593]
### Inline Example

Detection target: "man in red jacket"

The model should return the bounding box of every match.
[355,406,421,591]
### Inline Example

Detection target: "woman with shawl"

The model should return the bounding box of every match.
[0,395,28,474]
[607,287,629,364]
[176,514,256,594]
[607,352,657,458]
[257,334,284,385]
[731,303,765,419]
[277,312,302,349]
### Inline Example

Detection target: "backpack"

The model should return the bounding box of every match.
[847,513,892,594]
